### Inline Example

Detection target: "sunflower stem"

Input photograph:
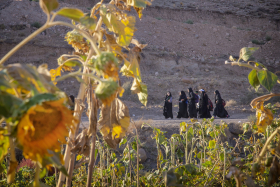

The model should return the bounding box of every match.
[7,123,17,184]
[34,162,40,187]
[86,84,98,187]
[58,65,90,186]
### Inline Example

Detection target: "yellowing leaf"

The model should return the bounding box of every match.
[80,15,96,30]
[57,8,84,22]
[131,39,148,50]
[105,33,123,55]
[190,119,198,123]
[209,140,216,149]
[137,83,148,106]
[134,7,144,19]
[99,98,130,149]
[0,129,9,162]
[50,66,63,85]
[7,64,54,94]
[100,5,135,46]
[40,0,59,14]
[252,101,273,133]
[131,78,148,106]
[180,122,186,135]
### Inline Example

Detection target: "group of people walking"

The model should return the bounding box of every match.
[163,88,230,119]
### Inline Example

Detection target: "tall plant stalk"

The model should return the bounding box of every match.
[185,130,188,164]
[86,84,98,187]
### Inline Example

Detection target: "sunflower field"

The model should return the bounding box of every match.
[0,0,280,186]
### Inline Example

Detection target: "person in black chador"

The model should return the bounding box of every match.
[177,91,189,118]
[163,91,173,119]
[198,89,211,118]
[187,88,197,118]
[213,90,230,118]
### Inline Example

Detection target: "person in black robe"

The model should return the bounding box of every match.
[198,89,211,118]
[177,91,189,118]
[213,90,230,118]
[163,91,173,119]
[187,88,197,118]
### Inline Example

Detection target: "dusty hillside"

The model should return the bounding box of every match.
[0,0,279,119]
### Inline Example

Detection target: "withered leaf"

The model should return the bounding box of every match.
[98,98,130,149]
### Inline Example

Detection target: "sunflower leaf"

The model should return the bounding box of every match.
[99,98,130,149]
[39,0,59,14]
[100,5,135,46]
[257,70,278,92]
[239,47,259,61]
[57,8,84,22]
[248,69,260,91]
[80,15,96,30]
[40,168,47,179]
[0,93,23,118]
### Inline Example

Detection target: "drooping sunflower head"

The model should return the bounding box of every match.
[95,78,124,106]
[65,30,89,54]
[17,97,76,163]
[91,52,119,80]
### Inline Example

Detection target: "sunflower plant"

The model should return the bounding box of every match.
[0,0,151,186]
[226,47,280,186]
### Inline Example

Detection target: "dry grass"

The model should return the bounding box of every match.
[226,99,237,107]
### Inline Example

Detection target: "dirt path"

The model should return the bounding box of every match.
[79,116,249,130]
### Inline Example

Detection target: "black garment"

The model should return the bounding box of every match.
[163,93,173,119]
[69,95,75,111]
[199,92,211,118]
[213,90,229,118]
[187,88,197,118]
[177,91,189,118]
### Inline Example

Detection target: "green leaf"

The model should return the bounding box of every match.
[254,61,266,68]
[64,60,82,67]
[40,0,59,14]
[0,93,22,118]
[248,69,260,91]
[239,47,259,61]
[131,141,137,151]
[209,140,216,149]
[219,152,225,161]
[257,70,278,92]
[57,8,84,22]
[80,15,96,30]
[187,127,194,141]
[40,168,47,179]
[119,137,127,148]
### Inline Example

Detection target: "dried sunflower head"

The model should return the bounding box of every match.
[90,52,119,80]
[65,30,89,54]
[17,97,76,163]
